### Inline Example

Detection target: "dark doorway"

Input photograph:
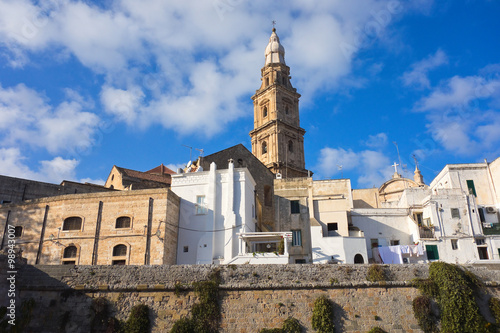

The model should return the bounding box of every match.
[354,254,364,264]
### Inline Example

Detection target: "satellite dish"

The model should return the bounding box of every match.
[186,160,192,168]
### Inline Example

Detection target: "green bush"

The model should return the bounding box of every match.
[282,317,301,333]
[259,329,282,333]
[412,295,437,333]
[489,297,500,325]
[429,262,488,333]
[412,278,438,298]
[170,317,195,333]
[170,271,221,333]
[125,304,150,333]
[368,327,387,333]
[366,265,387,282]
[311,295,334,333]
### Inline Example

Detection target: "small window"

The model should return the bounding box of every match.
[265,78,269,87]
[466,180,477,197]
[62,245,78,265]
[295,259,306,264]
[115,216,131,229]
[263,106,268,118]
[327,223,338,237]
[113,244,127,257]
[14,226,23,238]
[264,185,272,207]
[451,239,458,250]
[63,217,82,231]
[183,246,189,253]
[292,230,302,247]
[111,174,114,181]
[112,260,126,265]
[290,200,300,214]
[425,245,439,260]
[476,238,485,246]
[262,142,267,155]
[451,208,460,219]
[288,140,293,153]
[285,105,289,114]
[63,246,77,258]
[196,195,207,215]
[390,240,400,246]
[413,213,423,226]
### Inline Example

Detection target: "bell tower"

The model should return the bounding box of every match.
[249,28,309,178]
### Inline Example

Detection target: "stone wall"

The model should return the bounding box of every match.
[8,263,500,332]
[0,188,180,266]
[0,174,111,204]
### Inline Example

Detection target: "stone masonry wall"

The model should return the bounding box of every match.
[0,188,180,266]
[8,262,500,332]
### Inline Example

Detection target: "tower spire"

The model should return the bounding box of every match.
[249,28,309,178]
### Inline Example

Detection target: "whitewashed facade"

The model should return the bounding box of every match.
[171,161,257,264]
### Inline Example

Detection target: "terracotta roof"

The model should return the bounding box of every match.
[115,166,172,185]
[146,164,176,175]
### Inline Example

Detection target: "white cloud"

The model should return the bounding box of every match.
[0,83,100,154]
[402,49,447,89]
[413,66,500,156]
[0,147,78,183]
[315,147,393,188]
[80,177,105,185]
[0,0,434,136]
[364,133,388,148]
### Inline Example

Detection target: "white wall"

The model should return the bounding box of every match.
[171,162,256,265]
[351,209,414,259]
[310,225,367,264]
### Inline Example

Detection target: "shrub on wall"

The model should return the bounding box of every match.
[366,265,387,282]
[412,295,437,333]
[428,262,488,333]
[489,297,500,325]
[282,317,301,333]
[125,304,150,333]
[368,327,387,333]
[170,270,221,333]
[311,295,334,333]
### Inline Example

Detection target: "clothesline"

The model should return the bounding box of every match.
[374,244,425,264]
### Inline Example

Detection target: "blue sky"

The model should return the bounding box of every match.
[0,0,499,189]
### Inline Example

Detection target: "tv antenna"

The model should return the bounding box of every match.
[337,165,343,179]
[182,145,193,161]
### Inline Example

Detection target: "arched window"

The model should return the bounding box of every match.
[262,142,267,155]
[115,216,131,229]
[64,246,77,258]
[263,106,268,118]
[112,244,127,265]
[288,140,293,153]
[265,77,269,86]
[113,244,127,256]
[62,245,78,265]
[285,105,289,114]
[63,217,82,231]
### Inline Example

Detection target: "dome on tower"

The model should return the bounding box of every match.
[265,28,285,65]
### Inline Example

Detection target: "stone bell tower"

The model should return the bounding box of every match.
[249,28,309,178]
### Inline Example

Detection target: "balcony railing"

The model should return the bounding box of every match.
[419,226,435,239]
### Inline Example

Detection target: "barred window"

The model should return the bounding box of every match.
[115,216,131,229]
[113,244,127,257]
[63,246,77,258]
[63,217,82,231]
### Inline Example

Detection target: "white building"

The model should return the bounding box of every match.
[171,161,258,264]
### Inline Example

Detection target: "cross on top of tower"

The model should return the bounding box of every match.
[272,20,276,31]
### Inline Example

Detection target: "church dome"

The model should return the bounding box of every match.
[265,28,285,65]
